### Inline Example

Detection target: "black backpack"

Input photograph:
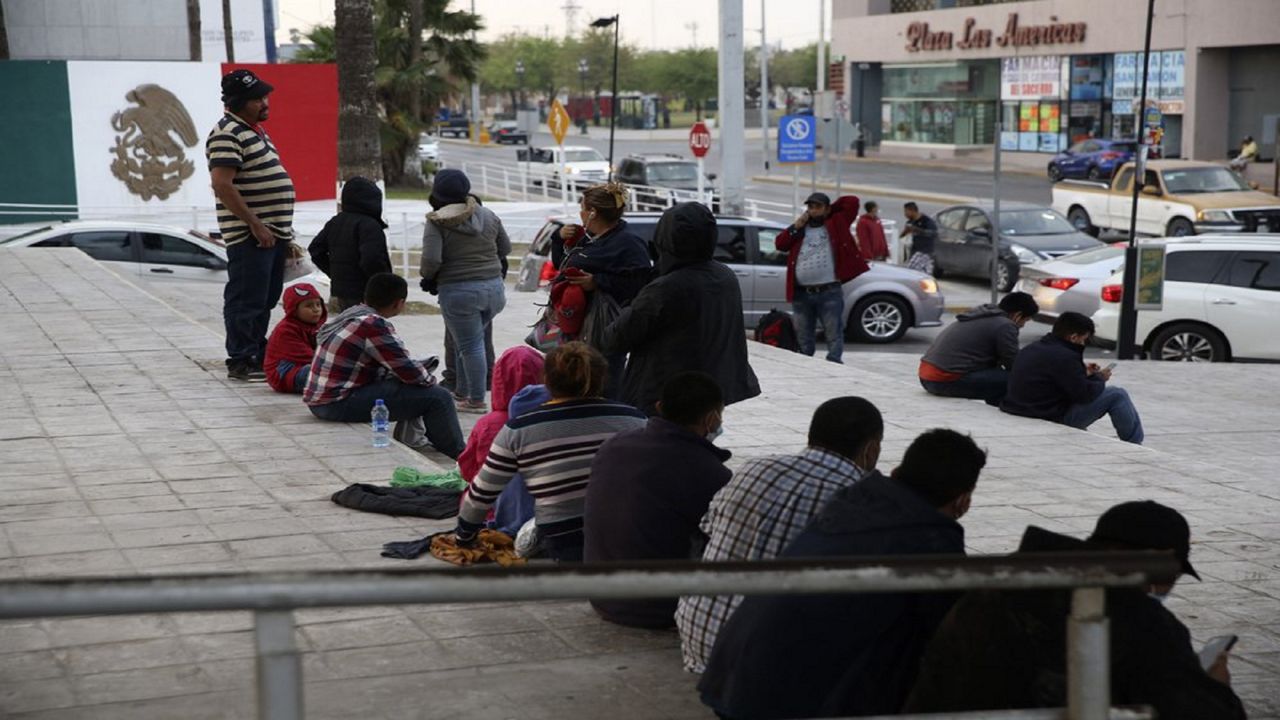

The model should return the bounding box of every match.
[754,309,800,353]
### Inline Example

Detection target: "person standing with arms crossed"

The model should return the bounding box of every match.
[206,69,296,382]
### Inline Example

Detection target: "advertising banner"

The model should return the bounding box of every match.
[1001,56,1062,100]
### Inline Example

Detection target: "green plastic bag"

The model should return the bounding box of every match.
[390,466,467,491]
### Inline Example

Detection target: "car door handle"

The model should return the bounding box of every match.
[733,270,751,277]
[149,267,174,274]
[758,271,782,278]
[1212,298,1237,305]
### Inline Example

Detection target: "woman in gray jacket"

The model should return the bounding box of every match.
[421,169,511,412]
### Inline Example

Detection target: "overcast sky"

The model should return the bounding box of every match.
[276,0,828,51]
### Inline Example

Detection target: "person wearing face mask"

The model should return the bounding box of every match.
[583,372,732,628]
[602,202,760,416]
[774,193,869,363]
[676,397,886,675]
[554,183,653,398]
[905,501,1245,720]
[698,428,987,720]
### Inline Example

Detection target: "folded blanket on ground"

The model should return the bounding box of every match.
[330,483,462,519]
[390,465,467,491]
[381,529,523,566]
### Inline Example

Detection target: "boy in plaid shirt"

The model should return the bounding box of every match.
[304,273,464,457]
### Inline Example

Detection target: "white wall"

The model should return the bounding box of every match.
[3,0,189,60]
[200,0,268,62]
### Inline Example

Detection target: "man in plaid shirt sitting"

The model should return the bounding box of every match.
[304,273,465,458]
[675,397,884,674]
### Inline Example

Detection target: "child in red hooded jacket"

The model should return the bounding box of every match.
[264,283,327,393]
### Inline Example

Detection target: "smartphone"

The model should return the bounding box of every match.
[1099,362,1117,373]
[1198,634,1238,671]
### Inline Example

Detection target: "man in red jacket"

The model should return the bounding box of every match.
[775,193,869,363]
[855,201,890,261]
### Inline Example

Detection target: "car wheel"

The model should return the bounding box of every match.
[1067,206,1099,237]
[1167,217,1196,237]
[995,260,1019,292]
[847,294,911,344]
[1087,165,1102,180]
[1150,323,1227,362]
[1047,163,1063,182]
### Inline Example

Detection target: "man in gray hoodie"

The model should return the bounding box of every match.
[918,292,1038,405]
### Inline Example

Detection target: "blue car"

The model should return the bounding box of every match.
[1047,139,1137,182]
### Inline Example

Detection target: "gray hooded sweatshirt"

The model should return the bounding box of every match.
[420,197,512,286]
[920,303,1021,375]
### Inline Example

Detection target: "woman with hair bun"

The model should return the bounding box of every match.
[450,342,646,562]
[553,182,652,397]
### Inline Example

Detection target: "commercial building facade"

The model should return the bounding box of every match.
[833,0,1280,161]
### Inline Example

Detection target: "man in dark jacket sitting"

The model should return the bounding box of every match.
[905,501,1246,720]
[698,428,988,720]
[919,291,1039,405]
[603,202,760,416]
[584,371,732,628]
[308,177,392,313]
[1001,311,1144,444]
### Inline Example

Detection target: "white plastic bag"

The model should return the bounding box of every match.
[283,243,314,282]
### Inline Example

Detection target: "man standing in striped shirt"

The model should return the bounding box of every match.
[206,69,296,382]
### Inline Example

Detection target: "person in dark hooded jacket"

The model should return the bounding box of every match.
[308,177,392,313]
[698,428,987,720]
[602,202,760,416]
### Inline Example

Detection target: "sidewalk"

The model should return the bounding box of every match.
[2,249,1278,718]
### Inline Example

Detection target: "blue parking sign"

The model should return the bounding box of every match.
[777,114,816,164]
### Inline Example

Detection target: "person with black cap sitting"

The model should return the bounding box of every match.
[206,69,296,383]
[774,192,869,364]
[905,500,1246,720]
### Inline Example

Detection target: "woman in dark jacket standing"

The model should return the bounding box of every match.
[554,182,652,398]
[602,202,760,416]
[308,176,392,313]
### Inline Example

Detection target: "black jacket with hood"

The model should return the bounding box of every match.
[921,303,1021,375]
[904,526,1246,720]
[602,202,760,415]
[308,177,392,302]
[1001,333,1105,422]
[698,471,965,720]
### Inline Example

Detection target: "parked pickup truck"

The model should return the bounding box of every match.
[1051,159,1280,237]
[516,145,610,188]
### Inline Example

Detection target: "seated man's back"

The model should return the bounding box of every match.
[919,293,1036,404]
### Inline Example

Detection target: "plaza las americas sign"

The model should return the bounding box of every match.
[906,13,1086,53]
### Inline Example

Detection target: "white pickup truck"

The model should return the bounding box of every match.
[515,145,610,188]
[1051,159,1280,237]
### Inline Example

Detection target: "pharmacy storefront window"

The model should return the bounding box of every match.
[999,55,1069,153]
[1110,50,1184,156]
[880,61,999,146]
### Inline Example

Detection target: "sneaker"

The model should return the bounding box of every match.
[456,399,488,414]
[227,361,267,383]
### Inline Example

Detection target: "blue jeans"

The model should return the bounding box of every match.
[308,380,466,458]
[920,368,1010,406]
[1062,386,1144,445]
[224,239,288,367]
[792,285,845,363]
[438,278,507,402]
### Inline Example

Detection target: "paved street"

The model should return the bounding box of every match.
[2,245,1278,718]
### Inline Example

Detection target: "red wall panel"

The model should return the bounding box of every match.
[222,62,338,201]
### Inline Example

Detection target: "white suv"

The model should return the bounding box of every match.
[1093,235,1280,361]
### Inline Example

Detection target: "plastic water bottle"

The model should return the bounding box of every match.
[371,399,390,448]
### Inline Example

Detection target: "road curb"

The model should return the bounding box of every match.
[749,175,977,205]
[830,153,1048,179]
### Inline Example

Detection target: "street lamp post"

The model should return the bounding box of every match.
[591,15,620,181]
[515,60,526,112]
[578,58,589,134]
[856,62,870,158]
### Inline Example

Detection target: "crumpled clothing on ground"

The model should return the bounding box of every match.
[431,529,524,566]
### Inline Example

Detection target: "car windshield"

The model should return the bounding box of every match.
[1162,167,1251,194]
[646,163,699,183]
[0,225,54,244]
[564,149,605,163]
[1000,209,1077,236]
[1106,142,1137,153]
[1057,244,1126,265]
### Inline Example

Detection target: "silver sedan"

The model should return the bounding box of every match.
[1015,243,1126,321]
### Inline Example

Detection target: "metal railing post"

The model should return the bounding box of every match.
[1067,587,1110,720]
[255,609,303,720]
[402,212,411,279]
[480,165,489,198]
[502,167,511,200]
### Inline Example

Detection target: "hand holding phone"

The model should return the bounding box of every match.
[1198,634,1238,672]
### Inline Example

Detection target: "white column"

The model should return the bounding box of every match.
[817,0,826,93]
[718,0,746,215]
[760,0,771,173]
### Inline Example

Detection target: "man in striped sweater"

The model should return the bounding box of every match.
[206,69,296,382]
[452,343,647,562]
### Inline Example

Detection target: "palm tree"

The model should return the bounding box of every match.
[0,1,10,60]
[221,0,234,61]
[296,0,483,185]
[187,0,202,61]
[334,0,382,182]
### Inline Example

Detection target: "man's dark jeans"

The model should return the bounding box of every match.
[308,380,466,458]
[920,367,1010,406]
[224,239,287,367]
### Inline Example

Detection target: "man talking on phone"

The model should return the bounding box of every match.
[1001,312,1144,444]
[774,193,868,364]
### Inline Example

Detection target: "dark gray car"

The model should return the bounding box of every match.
[515,213,945,344]
[933,202,1103,291]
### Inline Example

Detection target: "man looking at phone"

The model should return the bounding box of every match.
[774,193,869,364]
[905,501,1246,720]
[1001,312,1144,444]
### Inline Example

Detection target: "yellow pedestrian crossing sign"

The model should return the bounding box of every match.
[548,100,571,146]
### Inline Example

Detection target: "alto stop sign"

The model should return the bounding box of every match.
[689,121,711,158]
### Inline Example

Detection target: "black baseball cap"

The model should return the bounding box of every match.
[221,69,274,105]
[804,192,831,207]
[1090,500,1200,580]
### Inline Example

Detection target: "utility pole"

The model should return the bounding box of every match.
[470,0,481,143]
[718,0,746,215]
[561,0,581,38]
[686,21,699,48]
[1118,0,1157,360]
[760,0,770,174]
[812,0,825,192]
